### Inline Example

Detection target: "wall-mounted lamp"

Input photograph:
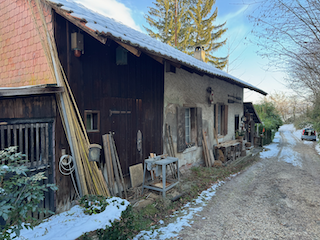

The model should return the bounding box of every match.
[71,31,84,57]
[241,115,247,122]
[206,87,214,105]
[207,87,213,105]
[88,144,102,162]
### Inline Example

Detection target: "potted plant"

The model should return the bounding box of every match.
[236,130,245,140]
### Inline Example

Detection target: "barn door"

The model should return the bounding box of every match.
[109,98,142,176]
[0,119,55,218]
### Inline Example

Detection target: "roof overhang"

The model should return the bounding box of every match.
[244,102,262,124]
[0,84,64,97]
[46,0,267,96]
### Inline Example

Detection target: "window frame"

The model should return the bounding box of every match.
[177,106,202,153]
[214,104,228,136]
[185,108,191,144]
[84,110,100,133]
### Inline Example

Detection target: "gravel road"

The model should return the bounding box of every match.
[177,126,320,240]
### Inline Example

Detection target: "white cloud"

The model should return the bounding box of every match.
[217,5,249,24]
[74,0,142,31]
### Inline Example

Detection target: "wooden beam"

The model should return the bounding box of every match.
[168,60,181,69]
[181,65,194,74]
[0,86,64,97]
[146,53,163,64]
[116,41,141,57]
[50,5,107,44]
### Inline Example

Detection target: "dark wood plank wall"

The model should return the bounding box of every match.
[0,95,56,119]
[54,13,164,177]
[0,94,73,213]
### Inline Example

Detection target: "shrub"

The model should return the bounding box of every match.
[79,195,110,215]
[0,147,58,239]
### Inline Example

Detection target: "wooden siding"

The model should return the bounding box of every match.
[54,13,164,177]
[0,95,56,119]
[0,94,60,214]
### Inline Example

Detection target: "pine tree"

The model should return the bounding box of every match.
[144,0,228,69]
[144,0,191,51]
[188,0,228,68]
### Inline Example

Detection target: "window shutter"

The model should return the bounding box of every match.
[196,107,203,146]
[223,105,229,135]
[214,104,218,131]
[177,106,186,152]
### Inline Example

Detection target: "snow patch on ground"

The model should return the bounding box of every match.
[272,132,280,143]
[133,182,223,240]
[316,144,320,155]
[260,143,280,159]
[279,147,302,167]
[279,124,295,132]
[134,173,240,240]
[16,197,129,240]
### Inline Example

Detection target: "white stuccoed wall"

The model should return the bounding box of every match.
[164,67,244,167]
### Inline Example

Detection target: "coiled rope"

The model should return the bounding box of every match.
[59,155,80,198]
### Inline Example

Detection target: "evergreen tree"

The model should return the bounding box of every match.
[144,0,228,69]
[144,0,191,51]
[188,0,227,68]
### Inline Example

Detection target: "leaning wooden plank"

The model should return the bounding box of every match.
[168,125,176,157]
[111,134,127,199]
[209,150,215,166]
[129,163,143,188]
[106,135,115,195]
[165,124,173,156]
[202,130,211,167]
[205,134,213,167]
[202,140,209,167]
[206,131,215,166]
[109,134,122,198]
[102,134,114,195]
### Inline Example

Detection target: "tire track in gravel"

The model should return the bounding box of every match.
[176,126,320,240]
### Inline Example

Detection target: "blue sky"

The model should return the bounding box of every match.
[75,0,290,103]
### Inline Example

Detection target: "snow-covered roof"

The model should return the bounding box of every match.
[46,0,267,95]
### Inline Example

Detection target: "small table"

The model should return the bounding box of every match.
[142,156,179,198]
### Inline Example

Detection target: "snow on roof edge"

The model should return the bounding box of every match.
[46,0,267,96]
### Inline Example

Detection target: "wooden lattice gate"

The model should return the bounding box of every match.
[0,119,55,219]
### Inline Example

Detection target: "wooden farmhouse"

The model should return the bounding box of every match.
[0,0,267,213]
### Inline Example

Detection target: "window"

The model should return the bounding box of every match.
[185,108,191,144]
[177,107,202,152]
[214,104,228,136]
[235,114,239,133]
[85,110,100,132]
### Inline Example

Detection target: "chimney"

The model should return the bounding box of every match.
[194,45,205,62]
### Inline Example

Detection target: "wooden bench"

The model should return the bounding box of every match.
[214,140,242,162]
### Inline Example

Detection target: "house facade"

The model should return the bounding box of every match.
[0,0,267,213]
[164,66,244,166]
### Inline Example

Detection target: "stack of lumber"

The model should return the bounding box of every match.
[164,124,178,178]
[102,133,127,198]
[164,124,175,157]
[202,130,215,167]
[29,0,109,197]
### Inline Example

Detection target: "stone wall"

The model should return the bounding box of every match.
[164,67,244,167]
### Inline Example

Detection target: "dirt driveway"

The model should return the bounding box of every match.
[177,126,320,239]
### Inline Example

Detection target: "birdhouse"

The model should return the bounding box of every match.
[71,31,84,57]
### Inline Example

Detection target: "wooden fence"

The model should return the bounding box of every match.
[0,119,55,219]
